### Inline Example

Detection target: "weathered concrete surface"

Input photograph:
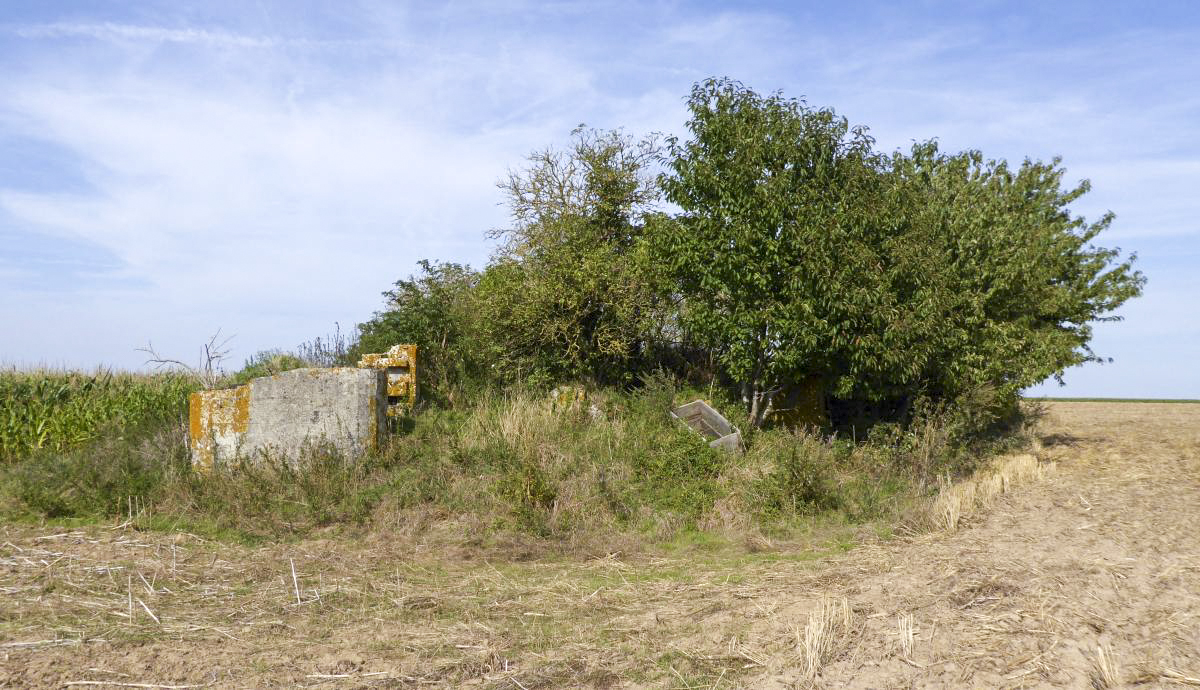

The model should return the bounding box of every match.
[188,386,250,471]
[670,400,742,452]
[189,368,386,470]
[357,344,417,416]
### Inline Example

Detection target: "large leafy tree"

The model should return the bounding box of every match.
[656,78,1144,427]
[879,143,1146,407]
[656,78,890,426]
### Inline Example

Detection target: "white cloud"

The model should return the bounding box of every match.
[0,10,668,368]
[9,22,281,49]
[0,3,1196,397]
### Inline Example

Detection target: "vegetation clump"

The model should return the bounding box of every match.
[0,78,1143,549]
[359,78,1142,435]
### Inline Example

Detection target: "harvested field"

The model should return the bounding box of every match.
[2,402,1198,688]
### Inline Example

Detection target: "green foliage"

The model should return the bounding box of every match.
[227,327,354,387]
[749,435,841,518]
[351,81,1141,439]
[373,383,733,534]
[0,368,1026,546]
[624,423,724,521]
[0,369,196,463]
[656,78,890,427]
[231,350,309,385]
[168,442,388,534]
[656,77,1144,428]
[875,143,1146,406]
[1,421,402,539]
[353,129,675,396]
[477,128,672,385]
[4,426,185,518]
[294,325,354,368]
[494,453,559,533]
[353,260,483,405]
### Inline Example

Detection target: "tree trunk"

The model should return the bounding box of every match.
[747,379,778,430]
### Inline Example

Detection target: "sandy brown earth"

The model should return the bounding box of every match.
[2,402,1198,688]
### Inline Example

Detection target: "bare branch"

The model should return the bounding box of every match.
[138,329,233,389]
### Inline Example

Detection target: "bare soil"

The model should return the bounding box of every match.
[2,402,1198,688]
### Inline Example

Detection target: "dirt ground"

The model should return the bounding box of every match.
[2,402,1198,688]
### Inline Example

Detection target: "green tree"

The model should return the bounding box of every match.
[656,78,889,427]
[656,78,1144,429]
[880,143,1145,410]
[354,260,482,406]
[478,127,672,385]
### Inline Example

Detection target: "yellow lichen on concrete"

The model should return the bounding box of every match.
[358,344,413,369]
[358,344,417,416]
[188,385,251,472]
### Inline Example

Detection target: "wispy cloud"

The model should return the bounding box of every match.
[0,4,650,367]
[0,1,1196,395]
[8,21,281,48]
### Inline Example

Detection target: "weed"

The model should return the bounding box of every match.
[749,432,841,518]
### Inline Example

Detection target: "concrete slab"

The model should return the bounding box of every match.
[189,367,386,470]
[670,400,742,453]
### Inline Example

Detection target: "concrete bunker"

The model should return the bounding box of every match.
[188,345,416,470]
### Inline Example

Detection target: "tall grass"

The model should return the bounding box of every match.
[0,373,1000,550]
[0,369,197,463]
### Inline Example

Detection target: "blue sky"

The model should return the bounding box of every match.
[1,1,1196,397]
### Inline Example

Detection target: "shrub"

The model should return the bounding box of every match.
[3,423,186,519]
[230,350,309,385]
[353,260,485,406]
[481,128,673,386]
[749,433,842,519]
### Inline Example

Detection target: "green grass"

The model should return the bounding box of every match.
[0,371,1023,552]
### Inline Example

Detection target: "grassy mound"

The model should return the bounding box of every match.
[0,372,1030,550]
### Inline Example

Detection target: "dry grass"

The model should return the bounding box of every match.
[1159,669,1200,686]
[0,521,821,687]
[789,595,855,684]
[922,452,1055,532]
[2,401,1198,688]
[896,613,914,661]
[1091,644,1121,689]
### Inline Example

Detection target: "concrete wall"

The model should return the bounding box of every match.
[189,367,386,470]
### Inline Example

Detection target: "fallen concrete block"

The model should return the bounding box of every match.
[189,367,386,470]
[670,400,742,452]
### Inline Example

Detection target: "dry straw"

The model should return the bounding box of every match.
[1091,644,1121,689]
[791,595,854,684]
[929,453,1054,532]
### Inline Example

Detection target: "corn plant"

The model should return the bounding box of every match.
[0,369,197,462]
